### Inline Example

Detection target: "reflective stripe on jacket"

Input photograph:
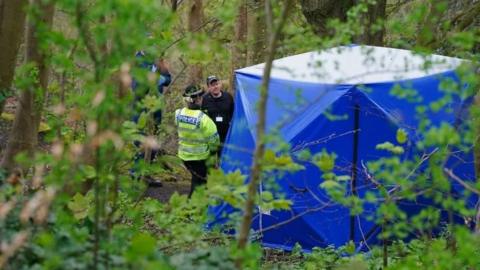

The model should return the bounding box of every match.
[175,107,219,161]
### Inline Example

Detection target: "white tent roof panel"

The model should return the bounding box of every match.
[236,45,463,84]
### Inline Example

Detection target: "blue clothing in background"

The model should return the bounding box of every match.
[131,51,171,124]
[131,52,171,178]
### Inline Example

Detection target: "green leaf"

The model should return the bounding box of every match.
[296,149,311,161]
[396,128,408,144]
[275,155,293,166]
[320,180,340,190]
[336,175,351,181]
[264,149,276,163]
[376,141,404,154]
[424,123,460,147]
[137,112,148,129]
[365,192,377,203]
[143,94,163,111]
[272,199,292,210]
[323,172,336,180]
[127,233,156,261]
[314,150,336,172]
[389,84,422,103]
[323,107,349,121]
[67,193,90,220]
[36,232,55,248]
[261,191,273,201]
[169,192,188,208]
[81,165,96,179]
[344,240,356,255]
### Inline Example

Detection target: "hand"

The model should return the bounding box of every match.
[156,58,170,73]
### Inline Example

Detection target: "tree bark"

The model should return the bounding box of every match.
[356,0,386,45]
[236,0,294,263]
[416,0,448,49]
[230,0,248,92]
[300,0,386,45]
[0,0,55,172]
[449,0,480,32]
[187,0,204,84]
[300,0,354,37]
[246,0,266,65]
[474,70,480,234]
[171,0,178,12]
[0,0,28,114]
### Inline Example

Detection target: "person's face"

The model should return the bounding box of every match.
[208,80,221,95]
[195,95,203,105]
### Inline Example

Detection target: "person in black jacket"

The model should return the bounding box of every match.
[201,75,234,157]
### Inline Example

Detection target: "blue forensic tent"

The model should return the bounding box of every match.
[210,45,476,251]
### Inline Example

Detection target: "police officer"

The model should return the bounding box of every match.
[176,85,220,197]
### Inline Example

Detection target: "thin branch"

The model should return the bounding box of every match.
[93,148,101,270]
[291,129,360,152]
[357,214,372,251]
[387,148,439,195]
[59,41,79,103]
[237,0,294,255]
[306,186,330,206]
[264,0,273,40]
[164,58,188,94]
[75,4,103,268]
[160,17,218,55]
[386,0,413,17]
[361,160,382,188]
[75,1,100,79]
[444,168,480,195]
[253,203,331,235]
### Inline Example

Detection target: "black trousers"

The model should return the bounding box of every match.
[184,160,207,197]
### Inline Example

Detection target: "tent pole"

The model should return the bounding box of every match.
[350,103,360,242]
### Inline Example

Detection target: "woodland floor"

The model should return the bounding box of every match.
[143,180,190,202]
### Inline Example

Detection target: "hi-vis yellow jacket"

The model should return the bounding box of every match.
[175,107,219,161]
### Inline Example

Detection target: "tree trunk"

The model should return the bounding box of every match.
[0,0,55,172]
[236,0,294,264]
[171,0,178,12]
[300,0,386,45]
[0,0,28,114]
[449,0,480,31]
[246,0,266,65]
[187,0,203,84]
[300,0,354,37]
[356,0,386,45]
[230,0,248,92]
[416,0,448,49]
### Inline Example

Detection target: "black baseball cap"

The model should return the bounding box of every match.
[206,75,219,85]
